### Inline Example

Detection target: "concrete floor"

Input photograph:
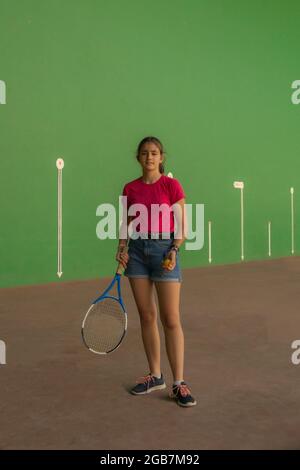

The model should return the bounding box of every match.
[1,256,300,449]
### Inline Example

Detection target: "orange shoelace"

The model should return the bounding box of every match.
[136,374,155,385]
[171,383,191,398]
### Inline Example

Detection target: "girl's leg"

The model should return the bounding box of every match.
[129,277,161,377]
[154,281,184,382]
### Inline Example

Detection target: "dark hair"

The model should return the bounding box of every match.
[136,136,165,174]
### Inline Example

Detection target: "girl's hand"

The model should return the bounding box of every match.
[115,245,129,269]
[162,249,177,271]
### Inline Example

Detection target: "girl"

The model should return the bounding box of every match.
[116,136,196,407]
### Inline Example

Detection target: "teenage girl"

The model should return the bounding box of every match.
[116,136,196,407]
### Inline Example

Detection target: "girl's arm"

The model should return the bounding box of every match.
[116,214,132,269]
[118,215,134,247]
[171,198,187,251]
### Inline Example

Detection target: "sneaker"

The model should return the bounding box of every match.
[170,382,197,407]
[130,373,166,395]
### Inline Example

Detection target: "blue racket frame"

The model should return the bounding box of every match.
[82,251,128,355]
[92,273,126,312]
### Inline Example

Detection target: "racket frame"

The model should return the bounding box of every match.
[81,245,129,355]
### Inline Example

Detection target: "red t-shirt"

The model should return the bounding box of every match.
[122,174,185,234]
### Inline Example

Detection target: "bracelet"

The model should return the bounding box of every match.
[170,244,180,253]
[118,241,127,248]
[118,243,128,254]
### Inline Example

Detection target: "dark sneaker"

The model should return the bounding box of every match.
[170,382,197,407]
[131,373,166,395]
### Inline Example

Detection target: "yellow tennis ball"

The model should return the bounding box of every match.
[162,258,172,268]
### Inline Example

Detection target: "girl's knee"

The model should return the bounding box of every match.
[139,309,157,325]
[161,313,181,330]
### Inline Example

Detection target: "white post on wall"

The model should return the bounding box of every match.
[56,158,64,278]
[233,181,245,261]
[290,187,295,255]
[208,220,212,263]
[268,221,272,257]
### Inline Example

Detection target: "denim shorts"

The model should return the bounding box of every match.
[124,234,182,282]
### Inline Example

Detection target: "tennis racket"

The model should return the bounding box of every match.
[81,244,128,355]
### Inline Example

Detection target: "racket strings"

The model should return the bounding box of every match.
[83,297,126,353]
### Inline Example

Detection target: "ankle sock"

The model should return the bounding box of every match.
[173,380,184,386]
[151,373,162,379]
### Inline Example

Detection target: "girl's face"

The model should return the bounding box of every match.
[138,142,163,172]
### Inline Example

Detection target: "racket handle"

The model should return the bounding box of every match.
[116,245,128,275]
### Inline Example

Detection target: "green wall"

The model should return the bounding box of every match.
[0,0,299,288]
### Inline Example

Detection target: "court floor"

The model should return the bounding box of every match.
[1,256,300,450]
